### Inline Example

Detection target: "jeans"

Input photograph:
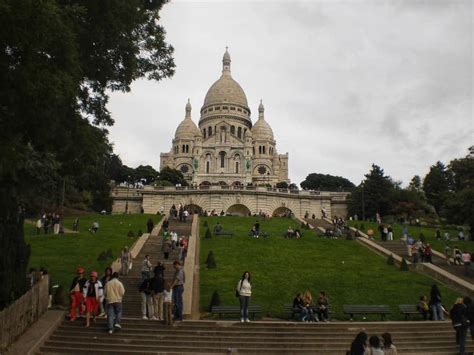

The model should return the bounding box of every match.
[454,325,467,355]
[107,303,122,330]
[141,293,154,317]
[172,285,184,320]
[239,295,250,320]
[431,302,444,321]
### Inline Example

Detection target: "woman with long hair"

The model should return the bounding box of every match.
[450,297,467,355]
[381,332,397,355]
[348,331,367,355]
[430,284,444,321]
[236,271,252,322]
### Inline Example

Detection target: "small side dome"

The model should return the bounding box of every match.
[175,99,201,139]
[251,100,274,140]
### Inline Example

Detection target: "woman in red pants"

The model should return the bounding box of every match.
[83,271,103,327]
[69,267,87,321]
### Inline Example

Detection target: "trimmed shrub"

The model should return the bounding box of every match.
[97,251,107,262]
[137,229,143,237]
[400,258,409,271]
[206,250,216,269]
[204,228,212,239]
[209,290,220,312]
[386,254,395,265]
[127,230,134,238]
[52,285,67,307]
[203,220,208,228]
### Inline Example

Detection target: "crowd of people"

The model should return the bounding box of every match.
[348,332,397,355]
[168,204,190,222]
[35,212,63,235]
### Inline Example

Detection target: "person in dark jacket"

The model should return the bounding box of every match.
[151,273,165,321]
[139,277,154,320]
[430,284,444,320]
[450,297,468,355]
[153,261,165,278]
[292,293,308,321]
[463,297,474,343]
[146,218,154,233]
[348,331,367,355]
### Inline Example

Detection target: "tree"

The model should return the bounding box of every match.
[423,162,451,215]
[408,175,422,192]
[300,173,355,191]
[0,0,175,307]
[159,167,188,186]
[275,181,288,189]
[348,164,395,219]
[135,165,159,185]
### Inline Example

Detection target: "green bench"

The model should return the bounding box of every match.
[214,230,234,236]
[283,304,331,321]
[211,305,262,320]
[398,304,421,320]
[343,304,390,321]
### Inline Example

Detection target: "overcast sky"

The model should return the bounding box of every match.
[108,0,473,187]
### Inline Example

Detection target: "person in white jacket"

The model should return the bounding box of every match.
[83,271,103,327]
[236,271,252,322]
[105,272,125,334]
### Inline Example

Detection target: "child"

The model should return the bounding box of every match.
[417,295,430,320]
[163,281,173,325]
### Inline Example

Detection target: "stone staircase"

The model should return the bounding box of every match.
[375,240,409,258]
[38,319,473,354]
[120,218,192,317]
[305,218,333,231]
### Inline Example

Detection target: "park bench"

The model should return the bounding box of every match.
[398,304,422,320]
[283,304,331,321]
[343,304,390,321]
[248,231,269,238]
[214,230,234,236]
[211,305,262,320]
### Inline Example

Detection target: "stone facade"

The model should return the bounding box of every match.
[160,49,289,186]
[112,186,349,219]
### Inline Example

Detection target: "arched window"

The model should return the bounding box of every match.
[208,127,212,136]
[253,147,255,155]
[203,129,206,139]
[231,126,235,135]
[206,161,210,173]
[235,161,239,174]
[258,146,262,154]
[237,127,242,139]
[182,145,185,153]
[219,151,226,168]
[263,146,266,154]
[186,145,189,153]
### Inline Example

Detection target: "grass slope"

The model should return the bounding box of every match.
[200,216,459,320]
[347,220,472,253]
[25,214,160,289]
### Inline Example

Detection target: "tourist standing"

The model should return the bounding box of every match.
[139,276,154,320]
[429,284,444,321]
[163,239,171,260]
[36,218,42,235]
[444,244,451,265]
[236,271,252,322]
[146,218,154,233]
[72,217,79,232]
[53,213,61,234]
[424,244,433,263]
[464,297,474,343]
[120,247,132,275]
[381,333,398,355]
[83,271,103,327]
[99,267,112,317]
[69,267,87,321]
[163,281,173,325]
[162,217,169,231]
[171,231,178,249]
[105,272,125,334]
[171,261,185,321]
[462,251,471,276]
[450,297,468,355]
[141,255,152,280]
[152,272,165,321]
[153,261,165,278]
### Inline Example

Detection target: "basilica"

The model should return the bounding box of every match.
[160,49,289,186]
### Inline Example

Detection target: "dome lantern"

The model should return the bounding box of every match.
[222,46,231,74]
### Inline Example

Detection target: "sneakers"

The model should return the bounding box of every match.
[114,324,121,329]
[108,329,113,334]
[142,316,148,320]
[240,318,244,323]
[151,316,158,321]
[245,319,250,323]
[98,312,106,317]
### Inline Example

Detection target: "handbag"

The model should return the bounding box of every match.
[235,290,239,298]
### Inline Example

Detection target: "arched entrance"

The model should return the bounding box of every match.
[186,204,203,215]
[199,181,211,188]
[272,207,293,218]
[226,204,251,216]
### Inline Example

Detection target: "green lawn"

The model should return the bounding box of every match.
[346,220,472,253]
[25,214,161,290]
[200,216,460,320]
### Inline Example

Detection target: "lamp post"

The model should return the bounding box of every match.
[125,175,131,214]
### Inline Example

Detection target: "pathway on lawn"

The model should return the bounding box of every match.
[25,219,77,234]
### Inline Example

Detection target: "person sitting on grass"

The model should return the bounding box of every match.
[292,293,308,321]
[89,221,99,234]
[417,295,430,320]
[213,222,223,233]
[286,226,294,238]
[317,291,329,322]
[294,228,301,239]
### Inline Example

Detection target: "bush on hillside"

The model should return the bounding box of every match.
[360,223,365,231]
[209,290,220,311]
[137,229,143,237]
[386,254,395,265]
[127,230,134,238]
[204,228,212,239]
[400,258,409,271]
[206,251,216,269]
[203,220,208,228]
[419,233,426,243]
